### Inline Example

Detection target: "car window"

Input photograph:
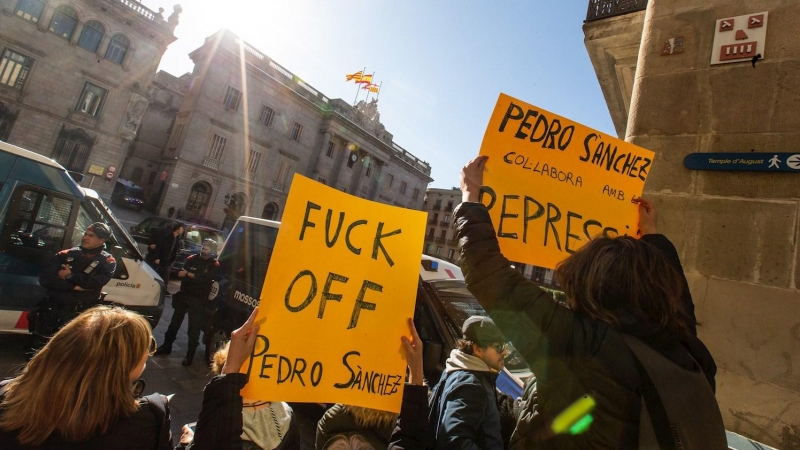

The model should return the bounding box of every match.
[137,218,153,231]
[6,189,73,252]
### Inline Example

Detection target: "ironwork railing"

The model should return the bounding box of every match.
[202,157,221,170]
[240,170,257,182]
[114,0,157,21]
[272,182,286,193]
[586,0,647,21]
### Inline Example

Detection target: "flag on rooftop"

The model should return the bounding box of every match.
[356,74,373,84]
[345,70,364,82]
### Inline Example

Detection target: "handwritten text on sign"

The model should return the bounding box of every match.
[241,174,426,413]
[478,93,655,269]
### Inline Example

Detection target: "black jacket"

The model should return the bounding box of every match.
[148,229,179,267]
[179,254,219,299]
[388,384,428,450]
[454,202,718,449]
[184,374,247,450]
[38,245,116,305]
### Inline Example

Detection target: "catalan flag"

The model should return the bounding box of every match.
[356,74,373,84]
[345,70,364,82]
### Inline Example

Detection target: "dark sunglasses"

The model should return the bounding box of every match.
[491,342,508,353]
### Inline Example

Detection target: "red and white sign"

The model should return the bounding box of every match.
[105,171,114,179]
[711,12,768,65]
[108,165,117,173]
[160,171,168,181]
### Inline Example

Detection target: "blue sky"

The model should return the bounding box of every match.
[146,0,615,189]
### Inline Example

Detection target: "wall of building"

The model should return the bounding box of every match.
[0,0,176,197]
[587,0,800,445]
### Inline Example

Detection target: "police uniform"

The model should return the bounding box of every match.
[157,250,219,365]
[34,223,117,338]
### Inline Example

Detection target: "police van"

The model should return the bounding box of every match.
[0,141,165,333]
[205,215,528,396]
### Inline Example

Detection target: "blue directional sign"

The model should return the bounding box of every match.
[684,153,800,172]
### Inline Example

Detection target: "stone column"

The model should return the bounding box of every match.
[367,160,384,200]
[328,140,347,188]
[347,150,366,194]
[305,128,331,177]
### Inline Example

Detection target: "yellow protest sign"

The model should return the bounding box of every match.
[241,174,426,413]
[478,93,655,269]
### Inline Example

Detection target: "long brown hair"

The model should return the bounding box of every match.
[0,306,152,445]
[556,236,694,338]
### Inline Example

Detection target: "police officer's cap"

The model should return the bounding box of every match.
[87,222,111,239]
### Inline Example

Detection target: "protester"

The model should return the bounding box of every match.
[0,306,171,449]
[427,315,507,449]
[176,307,261,450]
[206,340,298,449]
[455,155,726,448]
[147,223,183,289]
[32,222,117,345]
[315,402,397,450]
[387,318,428,450]
[154,238,219,366]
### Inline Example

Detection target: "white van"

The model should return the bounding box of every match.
[0,141,165,333]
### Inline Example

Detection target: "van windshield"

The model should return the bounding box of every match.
[218,221,279,294]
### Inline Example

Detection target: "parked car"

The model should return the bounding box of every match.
[111,179,146,211]
[128,216,226,273]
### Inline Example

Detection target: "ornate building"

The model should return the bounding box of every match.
[156,29,433,227]
[0,0,179,196]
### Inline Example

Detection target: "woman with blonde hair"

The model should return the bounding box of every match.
[0,306,172,449]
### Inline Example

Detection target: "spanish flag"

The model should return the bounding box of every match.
[356,74,373,84]
[362,83,380,93]
[345,71,364,82]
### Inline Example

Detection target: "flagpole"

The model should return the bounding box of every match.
[376,81,383,101]
[364,71,376,102]
[353,66,366,106]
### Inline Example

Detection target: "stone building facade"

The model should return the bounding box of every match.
[584,0,800,445]
[0,0,178,197]
[120,69,188,208]
[157,29,433,228]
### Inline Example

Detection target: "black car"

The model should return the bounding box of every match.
[129,216,226,273]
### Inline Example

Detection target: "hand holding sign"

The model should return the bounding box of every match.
[460,156,488,203]
[223,307,261,374]
[401,318,424,387]
[633,197,658,236]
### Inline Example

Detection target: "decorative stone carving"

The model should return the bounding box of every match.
[120,92,148,135]
[352,98,387,137]
[168,5,182,32]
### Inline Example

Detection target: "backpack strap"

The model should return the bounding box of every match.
[141,393,173,450]
[621,335,678,450]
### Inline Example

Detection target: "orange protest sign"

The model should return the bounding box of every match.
[240,174,426,413]
[478,93,655,269]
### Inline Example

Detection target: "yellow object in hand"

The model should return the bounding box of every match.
[551,395,596,435]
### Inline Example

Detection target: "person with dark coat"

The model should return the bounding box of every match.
[147,223,183,288]
[454,156,726,449]
[0,306,171,450]
[34,222,117,339]
[154,239,218,366]
[388,318,428,450]
[428,316,508,450]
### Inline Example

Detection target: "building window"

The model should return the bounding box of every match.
[168,122,185,150]
[432,213,439,222]
[412,188,420,200]
[400,181,407,195]
[223,86,241,110]
[440,230,447,239]
[76,82,107,117]
[365,161,372,177]
[105,34,130,65]
[0,49,33,91]
[262,202,279,220]
[246,149,261,173]
[436,246,443,257]
[259,105,275,127]
[428,228,435,237]
[445,200,454,212]
[290,122,303,141]
[326,141,335,158]
[443,215,450,225]
[52,127,94,172]
[206,134,227,161]
[15,0,45,23]
[78,20,105,53]
[447,249,455,260]
[48,5,79,40]
[387,174,394,188]
[275,162,291,184]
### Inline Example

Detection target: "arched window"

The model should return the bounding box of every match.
[15,0,46,23]
[49,5,78,40]
[105,34,129,65]
[261,202,279,220]
[51,126,95,172]
[186,181,212,215]
[78,20,105,52]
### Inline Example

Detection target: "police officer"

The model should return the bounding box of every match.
[154,238,219,366]
[35,222,117,339]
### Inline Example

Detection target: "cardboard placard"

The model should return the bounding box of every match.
[478,93,655,269]
[241,175,426,412]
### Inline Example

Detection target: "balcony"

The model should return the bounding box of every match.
[440,220,451,227]
[428,219,438,225]
[585,0,647,21]
[425,234,435,241]
[435,237,447,244]
[203,157,221,170]
[240,170,257,182]
[448,238,459,246]
[272,182,287,193]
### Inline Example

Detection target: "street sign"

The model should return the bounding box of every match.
[684,153,800,172]
[87,164,105,176]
